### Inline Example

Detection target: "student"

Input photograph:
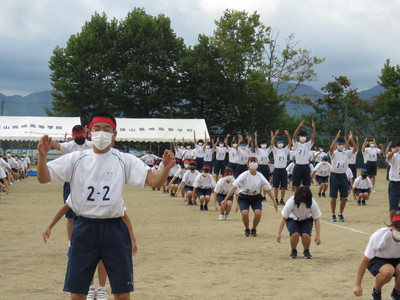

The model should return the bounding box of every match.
[314,146,327,164]
[182,142,194,161]
[226,134,238,177]
[203,139,215,172]
[223,156,277,237]
[193,131,206,170]
[213,168,234,220]
[192,166,216,211]
[286,158,296,192]
[168,159,189,198]
[362,138,383,192]
[353,214,400,300]
[311,156,330,197]
[291,120,317,191]
[386,140,400,221]
[235,135,251,178]
[213,137,228,181]
[173,138,185,166]
[37,112,176,300]
[276,186,321,259]
[328,130,358,222]
[348,136,359,185]
[352,169,372,206]
[270,129,292,205]
[140,150,161,167]
[254,131,271,181]
[166,160,181,196]
[176,161,200,205]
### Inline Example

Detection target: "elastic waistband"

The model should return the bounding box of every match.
[77,216,122,223]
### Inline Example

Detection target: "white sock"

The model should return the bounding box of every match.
[98,286,106,291]
[89,285,96,291]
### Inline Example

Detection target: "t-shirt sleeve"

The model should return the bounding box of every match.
[59,142,72,155]
[310,199,322,219]
[126,154,150,188]
[261,174,272,190]
[232,173,244,188]
[47,153,75,182]
[364,230,385,259]
[193,174,201,188]
[281,197,294,218]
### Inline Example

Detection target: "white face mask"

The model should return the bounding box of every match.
[319,149,324,152]
[393,229,400,241]
[186,146,191,149]
[184,163,189,168]
[198,143,203,146]
[337,145,345,151]
[179,146,184,149]
[277,143,284,149]
[225,175,233,182]
[219,144,224,147]
[299,136,307,142]
[205,145,210,149]
[248,162,258,170]
[6,154,11,158]
[370,144,375,148]
[91,131,113,150]
[260,144,267,149]
[232,143,237,147]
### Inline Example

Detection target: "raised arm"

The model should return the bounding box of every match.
[284,130,292,149]
[37,135,52,184]
[348,131,358,153]
[146,150,175,188]
[292,120,304,142]
[311,119,317,143]
[270,129,279,148]
[329,130,341,156]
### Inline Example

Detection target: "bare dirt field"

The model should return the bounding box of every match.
[0,169,394,299]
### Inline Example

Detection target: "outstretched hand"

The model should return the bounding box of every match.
[38,135,52,156]
[162,150,176,169]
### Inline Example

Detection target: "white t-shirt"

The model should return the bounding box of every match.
[292,140,313,165]
[0,159,11,173]
[214,177,234,195]
[272,146,290,168]
[141,154,159,165]
[257,147,271,165]
[237,147,251,165]
[0,166,6,178]
[353,176,373,190]
[175,167,188,179]
[47,148,149,219]
[364,227,400,259]
[281,196,322,221]
[314,151,328,163]
[329,150,353,174]
[174,146,185,159]
[194,144,204,158]
[348,149,358,164]
[228,147,238,163]
[59,140,93,155]
[215,146,227,161]
[182,170,200,187]
[309,150,317,163]
[182,149,193,160]
[346,167,354,181]
[193,173,216,189]
[233,171,272,195]
[389,153,400,182]
[313,162,331,177]
[7,157,18,169]
[286,162,295,175]
[203,148,214,162]
[363,147,382,163]
[168,164,181,177]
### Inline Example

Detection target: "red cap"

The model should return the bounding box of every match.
[147,150,153,153]
[203,166,210,170]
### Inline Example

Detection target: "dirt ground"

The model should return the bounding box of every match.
[0,169,395,299]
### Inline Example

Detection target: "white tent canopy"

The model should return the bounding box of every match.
[0,116,209,142]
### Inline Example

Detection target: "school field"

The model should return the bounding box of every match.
[0,169,394,299]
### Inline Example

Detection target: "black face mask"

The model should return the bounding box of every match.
[362,174,368,178]
[75,137,86,145]
[189,167,196,171]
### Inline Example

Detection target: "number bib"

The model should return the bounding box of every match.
[84,181,114,206]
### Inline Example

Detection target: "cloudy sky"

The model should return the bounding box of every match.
[1,0,399,96]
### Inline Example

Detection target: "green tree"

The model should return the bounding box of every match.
[310,76,370,136]
[49,9,185,120]
[372,59,400,137]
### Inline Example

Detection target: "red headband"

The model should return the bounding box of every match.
[392,216,400,222]
[72,130,86,135]
[89,117,116,130]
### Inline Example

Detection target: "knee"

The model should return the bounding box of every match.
[291,232,300,239]
[254,210,262,217]
[380,269,395,280]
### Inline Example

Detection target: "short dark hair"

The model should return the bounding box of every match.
[294,186,313,209]
[89,112,117,130]
[299,130,307,137]
[337,137,345,143]
[72,124,84,132]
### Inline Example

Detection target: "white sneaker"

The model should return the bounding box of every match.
[97,289,107,300]
[86,289,96,300]
[219,214,225,220]
[225,215,231,220]
[372,188,376,193]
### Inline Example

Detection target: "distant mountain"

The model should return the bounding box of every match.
[359,85,385,101]
[0,91,53,116]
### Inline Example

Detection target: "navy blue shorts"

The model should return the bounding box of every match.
[235,164,248,178]
[228,163,237,177]
[63,182,76,219]
[195,157,204,171]
[167,176,173,184]
[292,164,311,187]
[273,168,288,189]
[184,185,194,193]
[367,257,400,277]
[329,173,349,198]
[64,217,133,294]
[173,178,181,185]
[216,193,233,205]
[286,218,313,236]
[257,164,270,181]
[365,161,377,176]
[348,164,357,178]
[238,194,263,211]
[316,175,329,185]
[355,189,369,196]
[214,160,226,175]
[388,181,400,211]
[196,188,212,197]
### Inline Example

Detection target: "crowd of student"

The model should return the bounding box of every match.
[0,151,31,196]
[31,115,400,300]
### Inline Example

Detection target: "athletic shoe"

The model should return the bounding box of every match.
[97,289,107,300]
[219,214,225,220]
[279,199,285,205]
[275,199,279,206]
[243,229,251,237]
[204,205,208,211]
[225,215,231,220]
[357,200,361,206]
[331,215,337,222]
[318,193,321,197]
[200,205,204,211]
[322,193,326,197]
[391,288,400,300]
[371,288,381,300]
[372,188,376,193]
[290,249,297,259]
[163,190,169,194]
[250,229,257,237]
[86,289,96,300]
[303,250,312,259]
[187,201,193,205]
[338,214,345,222]
[362,200,366,206]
